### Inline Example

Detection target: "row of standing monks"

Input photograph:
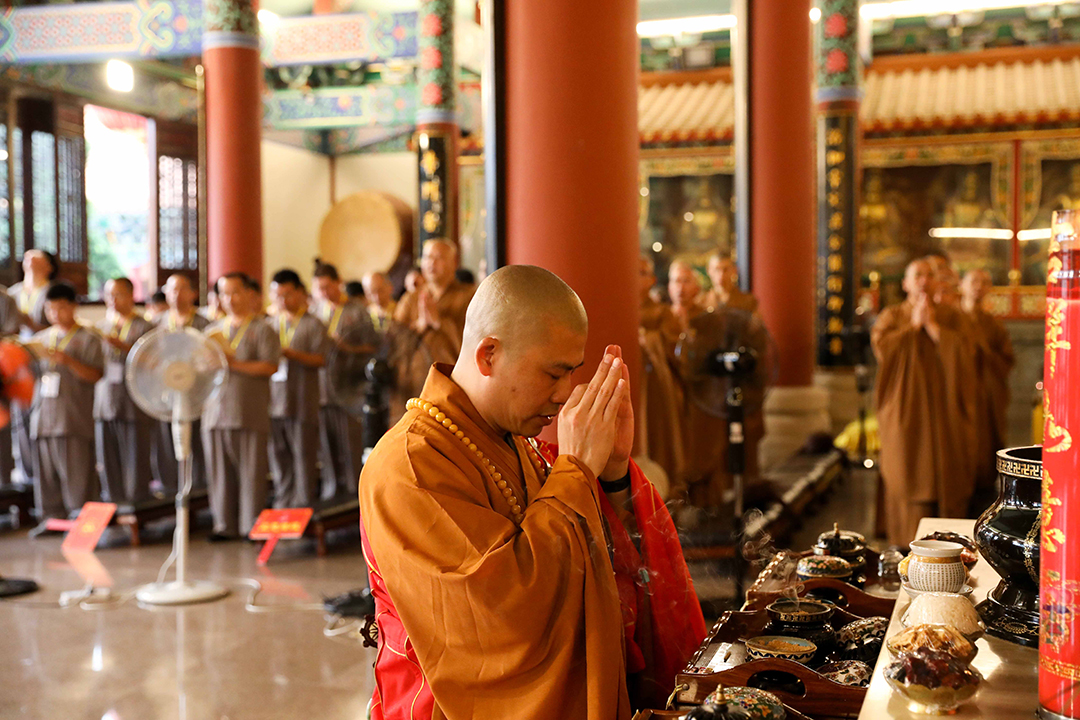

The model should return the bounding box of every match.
[873,257,1014,546]
[637,253,770,513]
[2,242,477,539]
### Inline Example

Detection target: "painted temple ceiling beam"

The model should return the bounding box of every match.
[0,1,421,67]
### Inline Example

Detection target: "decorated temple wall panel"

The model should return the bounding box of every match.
[638,149,736,285]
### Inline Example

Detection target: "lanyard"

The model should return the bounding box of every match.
[227,318,252,351]
[322,304,343,336]
[49,326,78,353]
[19,285,45,316]
[279,314,300,349]
[112,315,134,343]
[167,312,191,331]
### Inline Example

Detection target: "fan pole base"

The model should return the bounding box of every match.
[136,581,229,606]
[0,578,39,598]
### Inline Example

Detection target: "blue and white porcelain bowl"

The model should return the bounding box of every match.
[745,635,817,665]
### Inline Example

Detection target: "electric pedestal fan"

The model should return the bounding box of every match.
[125,327,229,605]
[676,307,776,597]
[0,337,40,598]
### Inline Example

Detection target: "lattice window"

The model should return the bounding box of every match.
[0,124,8,267]
[12,127,23,259]
[30,130,56,254]
[57,135,85,264]
[158,154,198,271]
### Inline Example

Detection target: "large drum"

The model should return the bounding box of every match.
[318,191,414,287]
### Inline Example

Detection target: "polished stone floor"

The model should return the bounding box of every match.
[0,525,376,720]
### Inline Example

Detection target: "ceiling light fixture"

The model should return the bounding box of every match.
[636,14,737,38]
[928,227,1015,240]
[105,60,134,93]
[1017,228,1052,242]
[257,8,281,27]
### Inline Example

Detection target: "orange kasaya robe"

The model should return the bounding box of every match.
[872,301,979,545]
[965,305,1015,494]
[637,297,686,487]
[389,280,477,421]
[359,364,704,720]
[702,288,759,316]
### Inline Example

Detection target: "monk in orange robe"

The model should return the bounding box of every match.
[873,259,979,545]
[389,239,477,417]
[961,268,1015,509]
[360,265,705,720]
[637,256,685,488]
[703,253,759,315]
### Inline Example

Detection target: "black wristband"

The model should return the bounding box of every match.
[599,470,631,494]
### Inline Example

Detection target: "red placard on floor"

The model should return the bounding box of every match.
[249,508,313,565]
[61,502,117,554]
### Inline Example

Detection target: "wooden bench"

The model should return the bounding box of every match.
[308,496,361,557]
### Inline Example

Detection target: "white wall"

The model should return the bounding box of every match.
[334,152,417,211]
[260,140,332,292]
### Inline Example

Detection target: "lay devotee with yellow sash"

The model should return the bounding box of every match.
[202,273,281,540]
[360,265,705,720]
[29,282,104,534]
[703,253,759,315]
[872,258,979,545]
[9,249,58,491]
[266,269,329,509]
[152,274,211,495]
[636,255,685,489]
[390,240,476,413]
[361,271,396,334]
[94,278,155,507]
[312,262,379,499]
[961,268,1015,511]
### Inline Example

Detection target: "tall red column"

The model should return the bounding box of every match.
[203,0,263,283]
[504,0,640,393]
[750,0,816,387]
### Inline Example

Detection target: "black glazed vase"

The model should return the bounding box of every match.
[973,445,1042,647]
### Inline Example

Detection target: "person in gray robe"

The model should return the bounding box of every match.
[94,278,155,507]
[202,273,280,540]
[267,269,329,508]
[9,249,58,491]
[29,282,104,532]
[312,262,379,499]
[153,273,211,495]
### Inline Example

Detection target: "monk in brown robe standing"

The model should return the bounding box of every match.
[703,253,759,315]
[872,259,978,545]
[390,240,476,415]
[667,260,706,333]
[637,256,685,491]
[961,268,1014,510]
[360,265,704,720]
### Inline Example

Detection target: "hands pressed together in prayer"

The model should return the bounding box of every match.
[910,295,941,343]
[557,344,634,481]
[417,290,441,333]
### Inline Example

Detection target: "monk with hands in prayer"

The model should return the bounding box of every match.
[359,265,704,720]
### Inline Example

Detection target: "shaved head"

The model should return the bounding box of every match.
[452,265,589,438]
[461,265,587,357]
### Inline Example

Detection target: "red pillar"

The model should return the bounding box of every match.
[203,1,263,283]
[504,0,640,393]
[750,0,816,387]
